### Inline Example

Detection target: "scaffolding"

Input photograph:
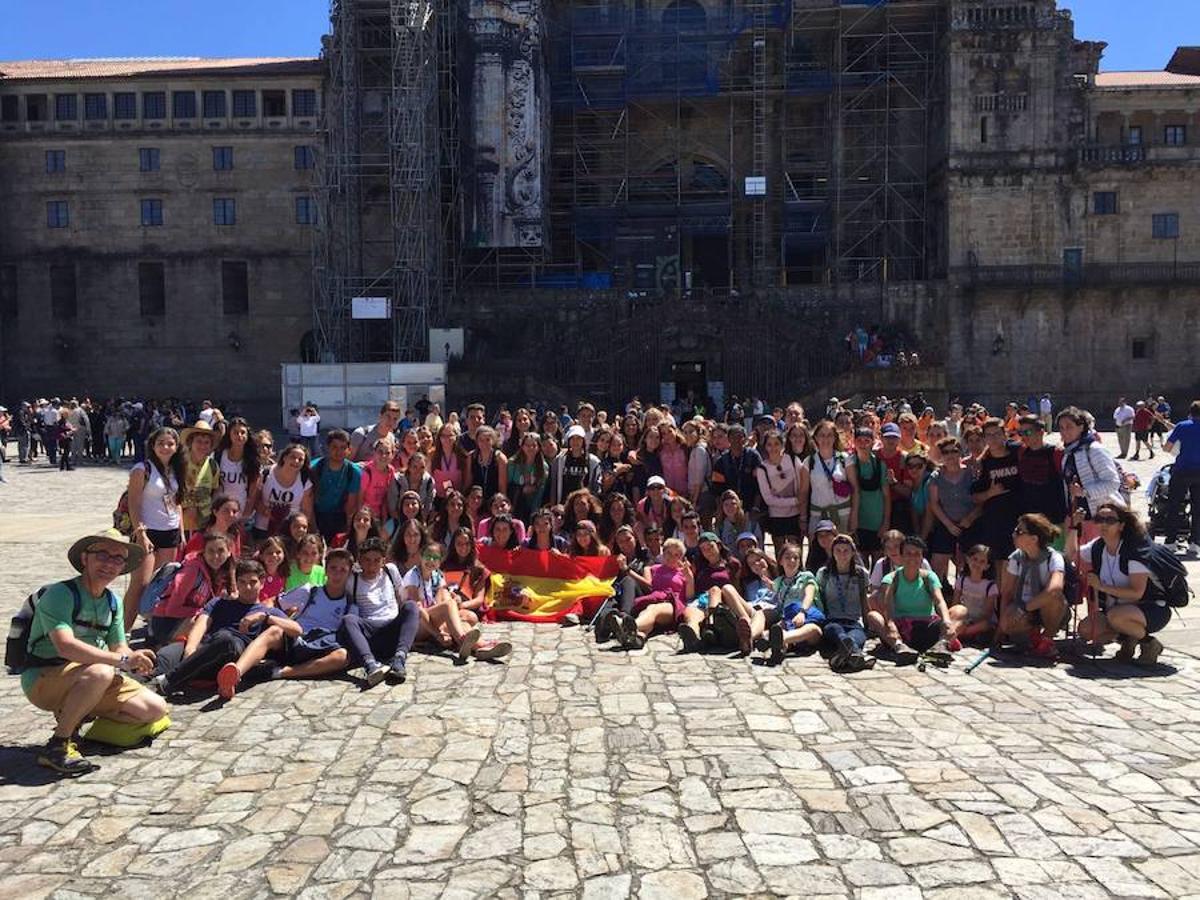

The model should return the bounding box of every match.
[314,0,452,363]
[538,0,942,292]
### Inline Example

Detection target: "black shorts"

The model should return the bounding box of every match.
[278,636,339,666]
[928,521,962,556]
[1134,430,1150,443]
[1140,601,1172,635]
[762,515,801,537]
[855,529,882,555]
[146,528,181,550]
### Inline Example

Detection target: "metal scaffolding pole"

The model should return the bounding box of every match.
[314,0,446,364]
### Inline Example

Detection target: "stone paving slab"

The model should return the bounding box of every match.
[1,441,1199,898]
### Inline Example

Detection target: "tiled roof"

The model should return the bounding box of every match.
[1095,70,1200,89]
[0,57,322,82]
[1167,46,1200,76]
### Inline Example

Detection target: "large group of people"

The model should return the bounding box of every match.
[10,389,1199,777]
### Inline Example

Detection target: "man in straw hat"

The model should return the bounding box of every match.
[20,528,168,775]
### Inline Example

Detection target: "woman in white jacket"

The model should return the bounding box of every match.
[755,430,809,551]
[1058,407,1124,547]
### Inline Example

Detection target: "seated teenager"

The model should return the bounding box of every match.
[407,542,511,661]
[716,546,779,655]
[441,526,491,625]
[677,532,739,652]
[595,525,653,643]
[996,513,1068,659]
[525,507,568,553]
[813,533,875,672]
[477,493,527,544]
[147,533,236,648]
[604,537,692,650]
[218,551,359,698]
[481,513,522,550]
[341,539,420,685]
[868,535,955,665]
[331,506,384,556]
[285,533,327,591]
[763,540,822,664]
[152,559,289,697]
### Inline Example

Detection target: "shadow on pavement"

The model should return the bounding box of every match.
[1062,660,1180,680]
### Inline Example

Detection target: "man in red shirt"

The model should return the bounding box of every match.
[1131,401,1155,461]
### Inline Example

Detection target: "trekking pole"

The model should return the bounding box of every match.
[964,647,992,675]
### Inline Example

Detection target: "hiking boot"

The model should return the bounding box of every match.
[767,623,785,666]
[37,737,99,777]
[458,626,482,661]
[385,655,407,684]
[364,660,390,688]
[678,623,702,653]
[1114,634,1138,663]
[594,603,617,643]
[474,639,512,661]
[1136,636,1164,667]
[893,642,919,666]
[829,635,856,672]
[216,663,241,700]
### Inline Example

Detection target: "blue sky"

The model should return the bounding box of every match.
[0,0,1182,71]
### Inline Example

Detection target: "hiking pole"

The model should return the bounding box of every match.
[964,647,992,675]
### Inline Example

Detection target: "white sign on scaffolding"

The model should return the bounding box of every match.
[351,297,391,319]
[744,176,766,196]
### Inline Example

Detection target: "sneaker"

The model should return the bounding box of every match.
[216,663,241,700]
[893,642,919,666]
[614,613,640,650]
[1189,543,1200,558]
[678,623,702,653]
[947,638,963,653]
[458,626,482,661]
[767,623,785,666]
[1114,634,1138,663]
[562,613,581,627]
[37,737,99,777]
[364,660,390,688]
[1136,636,1164,667]
[148,673,169,695]
[474,639,512,661]
[849,651,877,671]
[927,639,953,661]
[385,655,407,684]
[1029,634,1057,660]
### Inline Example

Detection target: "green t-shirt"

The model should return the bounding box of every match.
[882,568,942,619]
[285,564,326,592]
[855,454,886,531]
[21,578,125,695]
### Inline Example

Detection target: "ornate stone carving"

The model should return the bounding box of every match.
[466,0,546,247]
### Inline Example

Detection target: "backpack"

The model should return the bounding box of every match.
[7,581,118,674]
[138,561,186,616]
[113,461,152,535]
[1015,550,1082,607]
[1090,539,1192,609]
[857,453,883,492]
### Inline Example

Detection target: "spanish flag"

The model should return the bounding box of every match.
[477,547,618,624]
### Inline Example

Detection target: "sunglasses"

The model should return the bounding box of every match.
[422,553,443,562]
[943,448,961,455]
[1012,527,1031,536]
[86,549,129,566]
[1093,515,1120,525]
[1018,429,1036,437]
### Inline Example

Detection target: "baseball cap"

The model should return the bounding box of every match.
[881,423,901,438]
[735,531,759,545]
[646,475,667,489]
[814,519,838,534]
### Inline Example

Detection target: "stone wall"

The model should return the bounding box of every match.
[0,69,319,410]
[945,282,1200,411]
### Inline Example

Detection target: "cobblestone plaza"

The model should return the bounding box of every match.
[2,449,1200,898]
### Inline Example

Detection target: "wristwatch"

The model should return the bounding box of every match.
[117,654,131,672]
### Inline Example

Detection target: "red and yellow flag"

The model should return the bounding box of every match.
[477,547,618,624]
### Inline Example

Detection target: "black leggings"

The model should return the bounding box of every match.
[162,630,251,690]
[338,602,421,667]
[618,574,648,615]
